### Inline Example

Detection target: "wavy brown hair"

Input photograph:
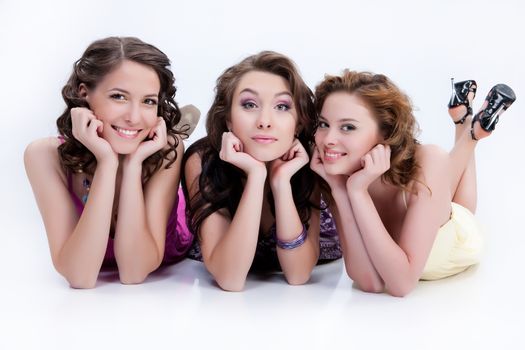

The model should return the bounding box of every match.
[56,36,183,181]
[182,51,317,238]
[315,70,421,192]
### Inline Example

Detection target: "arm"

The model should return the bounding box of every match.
[270,140,319,285]
[347,145,450,297]
[25,135,117,287]
[113,118,180,283]
[310,146,383,291]
[184,133,267,291]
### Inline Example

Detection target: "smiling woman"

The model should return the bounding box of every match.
[23,37,197,288]
[311,70,516,296]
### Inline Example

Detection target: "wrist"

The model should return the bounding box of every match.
[97,156,119,171]
[270,175,291,192]
[347,187,369,202]
[247,165,267,180]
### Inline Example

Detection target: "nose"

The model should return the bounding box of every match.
[125,103,141,125]
[256,108,272,129]
[321,126,337,146]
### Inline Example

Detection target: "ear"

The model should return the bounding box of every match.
[78,83,89,100]
[226,119,232,132]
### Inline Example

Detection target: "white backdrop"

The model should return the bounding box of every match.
[1,0,524,349]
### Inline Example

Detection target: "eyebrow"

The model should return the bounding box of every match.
[319,116,359,123]
[239,88,292,99]
[108,88,158,98]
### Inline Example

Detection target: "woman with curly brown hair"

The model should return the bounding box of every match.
[24,37,198,288]
[182,51,341,291]
[311,70,515,296]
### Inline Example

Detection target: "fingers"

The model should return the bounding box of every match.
[71,107,97,141]
[219,131,243,161]
[362,144,391,173]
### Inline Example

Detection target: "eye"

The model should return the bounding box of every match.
[110,93,126,101]
[144,98,158,106]
[241,101,257,109]
[318,121,329,129]
[341,124,356,132]
[275,103,291,111]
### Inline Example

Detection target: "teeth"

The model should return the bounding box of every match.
[325,152,343,159]
[115,127,139,136]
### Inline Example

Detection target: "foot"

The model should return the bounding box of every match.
[448,79,477,125]
[178,104,201,138]
[470,84,516,141]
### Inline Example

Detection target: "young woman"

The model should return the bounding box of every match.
[25,37,197,288]
[310,71,515,296]
[182,51,341,292]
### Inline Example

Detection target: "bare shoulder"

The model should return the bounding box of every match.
[184,150,203,177]
[413,144,450,193]
[415,144,448,164]
[183,150,203,194]
[24,137,62,171]
[414,144,449,174]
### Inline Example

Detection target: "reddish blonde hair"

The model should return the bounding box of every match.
[315,70,421,192]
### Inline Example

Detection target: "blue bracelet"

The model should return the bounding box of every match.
[273,224,308,250]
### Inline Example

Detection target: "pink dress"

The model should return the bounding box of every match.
[67,173,193,266]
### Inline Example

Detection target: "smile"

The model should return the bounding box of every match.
[323,150,347,161]
[112,126,141,139]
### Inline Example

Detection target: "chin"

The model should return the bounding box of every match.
[323,163,354,176]
[249,149,286,162]
[110,142,140,155]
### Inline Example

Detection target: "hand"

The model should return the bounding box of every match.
[219,131,266,176]
[310,146,348,191]
[269,139,309,189]
[71,107,117,164]
[127,117,168,164]
[347,144,391,192]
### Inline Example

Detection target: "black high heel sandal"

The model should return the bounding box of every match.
[470,84,516,141]
[448,78,477,124]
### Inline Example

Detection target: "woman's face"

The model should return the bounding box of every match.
[229,70,298,162]
[315,91,383,175]
[83,59,160,154]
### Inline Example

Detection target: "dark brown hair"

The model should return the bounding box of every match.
[56,36,183,180]
[315,70,421,192]
[183,51,317,237]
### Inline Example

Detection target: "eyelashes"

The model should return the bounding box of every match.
[240,99,292,111]
[109,93,157,105]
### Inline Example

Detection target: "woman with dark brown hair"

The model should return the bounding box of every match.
[24,37,198,288]
[311,70,515,296]
[182,51,341,291]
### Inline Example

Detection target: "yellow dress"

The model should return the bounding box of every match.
[420,202,484,280]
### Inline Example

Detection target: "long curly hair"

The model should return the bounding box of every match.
[182,51,317,238]
[56,36,183,181]
[315,70,421,192]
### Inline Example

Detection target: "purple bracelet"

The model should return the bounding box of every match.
[273,224,308,250]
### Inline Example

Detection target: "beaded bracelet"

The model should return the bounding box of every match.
[273,224,308,250]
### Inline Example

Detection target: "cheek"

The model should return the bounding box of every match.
[314,132,323,147]
[144,111,159,127]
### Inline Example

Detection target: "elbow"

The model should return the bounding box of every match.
[355,278,384,294]
[119,270,149,285]
[345,265,384,294]
[55,262,98,289]
[386,281,417,298]
[215,275,246,292]
[284,270,311,286]
[65,275,97,289]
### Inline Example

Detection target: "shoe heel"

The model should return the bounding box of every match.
[448,78,477,124]
[470,83,516,140]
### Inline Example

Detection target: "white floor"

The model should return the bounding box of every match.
[2,0,525,349]
[3,212,525,349]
